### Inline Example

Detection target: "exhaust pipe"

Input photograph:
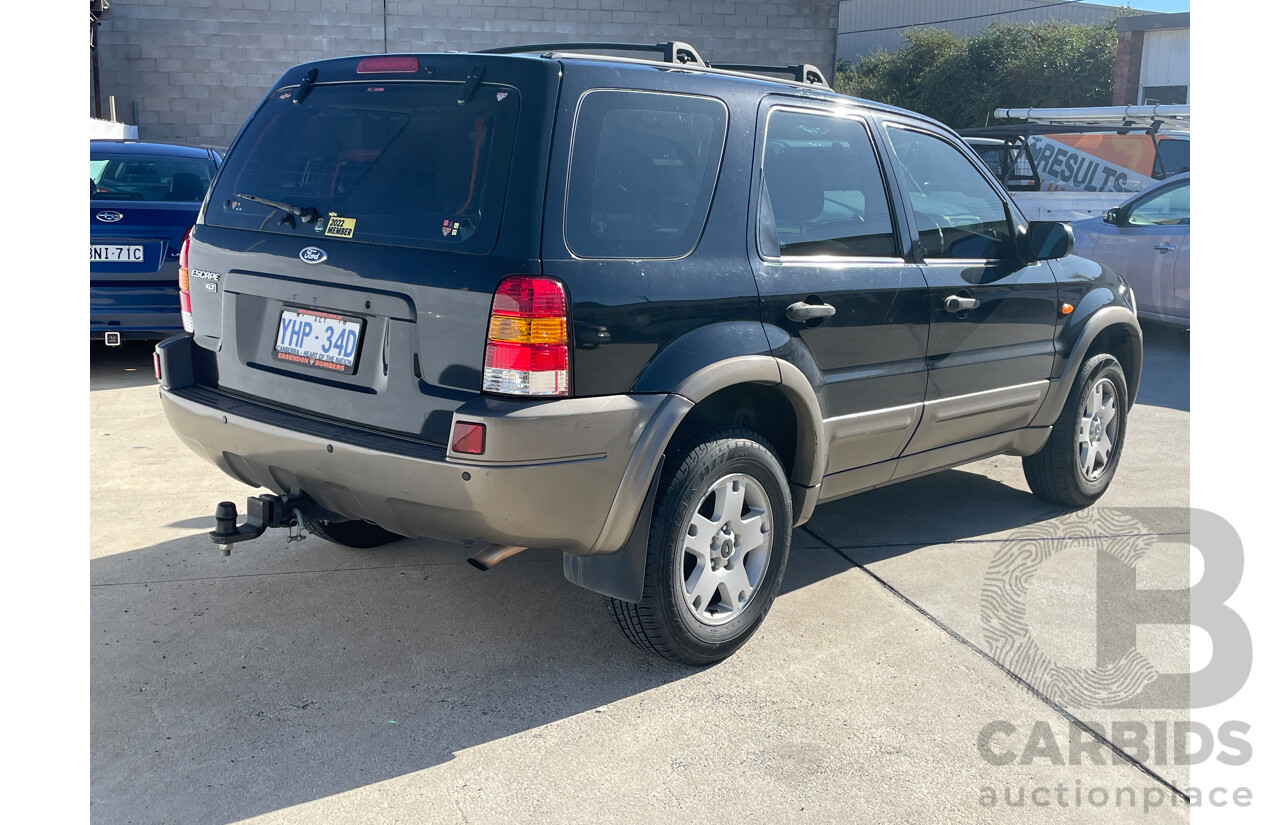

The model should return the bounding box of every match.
[467,544,527,571]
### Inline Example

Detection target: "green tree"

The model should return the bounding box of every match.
[835,14,1133,128]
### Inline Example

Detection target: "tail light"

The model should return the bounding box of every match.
[177,226,194,333]
[482,276,570,396]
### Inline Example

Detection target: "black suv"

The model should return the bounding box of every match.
[156,43,1141,665]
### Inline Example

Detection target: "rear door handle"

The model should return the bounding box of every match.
[944,295,980,313]
[786,301,837,322]
[1154,243,1176,253]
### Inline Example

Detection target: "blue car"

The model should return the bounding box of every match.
[90,140,221,344]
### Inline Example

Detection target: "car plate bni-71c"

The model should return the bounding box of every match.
[274,307,363,373]
[90,245,144,262]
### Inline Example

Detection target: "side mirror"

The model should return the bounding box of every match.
[1021,221,1074,262]
[1103,208,1121,226]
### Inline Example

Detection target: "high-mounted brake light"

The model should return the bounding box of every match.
[177,226,194,333]
[482,276,570,397]
[356,56,420,74]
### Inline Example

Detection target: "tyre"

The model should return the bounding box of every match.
[606,424,793,666]
[1023,353,1129,507]
[304,517,402,549]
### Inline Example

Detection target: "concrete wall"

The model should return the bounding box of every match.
[96,0,839,147]
[837,0,1126,65]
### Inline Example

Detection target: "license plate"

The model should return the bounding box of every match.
[273,307,364,374]
[90,244,144,262]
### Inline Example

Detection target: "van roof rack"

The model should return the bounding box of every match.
[478,41,707,67]
[712,63,829,88]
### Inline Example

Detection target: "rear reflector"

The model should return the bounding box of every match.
[483,276,570,397]
[356,56,420,74]
[153,351,162,382]
[451,421,486,455]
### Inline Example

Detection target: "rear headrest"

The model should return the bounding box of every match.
[166,172,205,201]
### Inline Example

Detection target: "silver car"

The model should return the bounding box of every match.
[1071,173,1190,327]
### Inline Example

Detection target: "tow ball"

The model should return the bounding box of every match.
[209,494,308,556]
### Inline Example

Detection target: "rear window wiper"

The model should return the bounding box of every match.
[234,192,320,225]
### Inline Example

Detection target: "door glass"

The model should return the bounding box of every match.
[886,127,1015,260]
[1128,181,1190,226]
[761,110,898,258]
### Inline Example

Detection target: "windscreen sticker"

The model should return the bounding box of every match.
[324,214,357,238]
[442,219,459,237]
[495,91,509,102]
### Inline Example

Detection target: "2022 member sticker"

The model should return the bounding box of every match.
[324,214,357,239]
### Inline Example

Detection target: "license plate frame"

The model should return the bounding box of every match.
[273,306,365,374]
[89,244,145,263]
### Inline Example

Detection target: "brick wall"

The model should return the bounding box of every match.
[96,0,839,147]
[1112,29,1143,106]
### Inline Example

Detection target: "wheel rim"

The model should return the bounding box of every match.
[677,473,773,626]
[1077,376,1119,482]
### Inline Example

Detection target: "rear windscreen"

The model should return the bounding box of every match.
[91,153,215,202]
[206,82,519,253]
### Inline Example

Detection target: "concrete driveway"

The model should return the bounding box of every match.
[91,324,1191,824]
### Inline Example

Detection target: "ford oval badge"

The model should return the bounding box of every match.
[96,211,124,223]
[299,246,327,264]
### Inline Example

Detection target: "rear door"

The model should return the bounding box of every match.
[878,121,1060,455]
[750,101,931,480]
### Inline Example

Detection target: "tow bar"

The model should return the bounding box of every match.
[209,494,309,556]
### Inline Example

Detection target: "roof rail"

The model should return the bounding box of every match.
[477,41,707,67]
[713,63,830,88]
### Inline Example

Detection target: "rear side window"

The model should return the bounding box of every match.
[206,82,519,253]
[761,109,898,258]
[90,153,215,202]
[566,90,727,259]
[1156,138,1190,177]
[886,126,1015,261]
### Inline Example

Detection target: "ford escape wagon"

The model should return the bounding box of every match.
[157,43,1142,665]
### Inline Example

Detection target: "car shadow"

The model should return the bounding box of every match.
[1135,321,1189,412]
[90,340,161,391]
[90,525,850,824]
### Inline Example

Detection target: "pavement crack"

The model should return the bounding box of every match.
[800,524,1190,804]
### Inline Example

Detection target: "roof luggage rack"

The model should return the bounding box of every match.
[712,63,829,88]
[478,41,707,67]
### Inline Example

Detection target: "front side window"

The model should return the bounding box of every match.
[90,153,215,202]
[761,109,898,258]
[886,126,1015,260]
[206,81,520,252]
[565,90,727,259]
[1128,180,1190,226]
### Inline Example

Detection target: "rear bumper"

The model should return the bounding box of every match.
[159,379,686,557]
[90,278,182,340]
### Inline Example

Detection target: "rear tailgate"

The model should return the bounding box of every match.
[189,55,558,446]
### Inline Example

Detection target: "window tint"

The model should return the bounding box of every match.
[1156,139,1190,177]
[887,127,1014,260]
[90,153,215,202]
[206,82,519,252]
[566,91,726,259]
[761,110,897,258]
[1128,180,1190,226]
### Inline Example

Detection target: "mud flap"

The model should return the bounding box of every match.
[562,456,664,603]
